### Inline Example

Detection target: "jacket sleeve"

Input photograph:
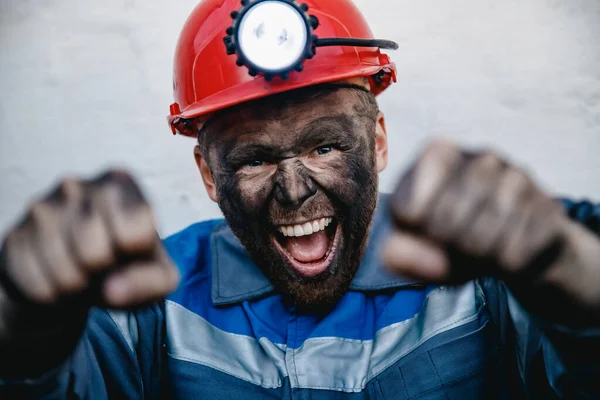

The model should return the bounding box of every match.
[0,302,166,399]
[481,199,600,399]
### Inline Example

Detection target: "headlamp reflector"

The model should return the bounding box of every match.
[237,1,308,72]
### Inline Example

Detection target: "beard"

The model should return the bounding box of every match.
[216,152,379,313]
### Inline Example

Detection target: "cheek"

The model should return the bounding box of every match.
[236,165,278,209]
[304,149,375,201]
[304,152,346,182]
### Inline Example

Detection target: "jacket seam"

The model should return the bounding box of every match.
[167,352,284,389]
[368,286,485,382]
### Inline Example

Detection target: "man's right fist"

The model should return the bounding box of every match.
[0,170,179,310]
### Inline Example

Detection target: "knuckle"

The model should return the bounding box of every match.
[114,222,156,253]
[72,222,115,269]
[3,230,20,251]
[98,171,148,213]
[2,233,26,277]
[515,170,533,190]
[499,245,525,272]
[68,203,108,252]
[61,177,83,201]
[165,264,180,289]
[500,168,532,199]
[477,151,504,170]
[29,202,50,221]
[79,249,114,271]
[55,271,87,293]
[542,197,564,217]
[116,202,155,228]
[47,177,82,204]
[27,202,54,229]
[500,256,520,273]
[29,284,58,305]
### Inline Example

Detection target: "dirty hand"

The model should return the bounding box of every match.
[0,170,179,346]
[383,140,600,324]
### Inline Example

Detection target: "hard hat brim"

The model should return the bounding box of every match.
[169,60,396,137]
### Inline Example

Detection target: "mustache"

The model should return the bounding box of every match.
[267,193,338,226]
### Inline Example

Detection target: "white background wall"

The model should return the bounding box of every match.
[1,0,599,237]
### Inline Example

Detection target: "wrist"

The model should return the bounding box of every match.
[506,219,600,329]
[542,220,600,309]
[0,293,88,379]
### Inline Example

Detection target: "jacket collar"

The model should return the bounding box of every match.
[211,194,421,306]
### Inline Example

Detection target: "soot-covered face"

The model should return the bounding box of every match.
[198,83,381,312]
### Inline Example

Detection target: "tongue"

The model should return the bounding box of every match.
[285,230,329,263]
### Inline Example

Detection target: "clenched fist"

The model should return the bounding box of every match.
[383,140,600,325]
[0,170,179,366]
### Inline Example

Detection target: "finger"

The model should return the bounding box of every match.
[390,139,462,226]
[3,229,56,304]
[428,152,505,242]
[460,167,533,257]
[154,241,178,272]
[29,202,87,294]
[521,197,564,260]
[500,194,564,273]
[381,230,449,282]
[92,170,156,255]
[69,188,116,271]
[102,257,179,308]
[497,194,537,271]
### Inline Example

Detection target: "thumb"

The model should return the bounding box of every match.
[381,230,449,282]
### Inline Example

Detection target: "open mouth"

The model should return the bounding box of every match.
[272,217,340,278]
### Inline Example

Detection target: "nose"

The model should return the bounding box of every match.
[273,160,317,208]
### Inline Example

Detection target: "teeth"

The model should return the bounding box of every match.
[312,220,319,232]
[278,217,334,238]
[303,222,313,235]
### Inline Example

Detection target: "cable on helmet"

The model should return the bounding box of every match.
[223,0,399,81]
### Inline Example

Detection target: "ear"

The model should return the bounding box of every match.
[375,111,388,173]
[194,146,218,202]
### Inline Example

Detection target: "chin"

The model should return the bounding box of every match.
[260,215,364,313]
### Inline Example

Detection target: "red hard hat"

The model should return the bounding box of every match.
[168,0,397,137]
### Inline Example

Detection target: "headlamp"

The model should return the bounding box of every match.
[224,0,398,81]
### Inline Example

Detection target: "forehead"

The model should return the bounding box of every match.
[205,87,368,144]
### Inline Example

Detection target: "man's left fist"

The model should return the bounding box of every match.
[383,140,600,315]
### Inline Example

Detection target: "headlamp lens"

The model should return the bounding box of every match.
[238,1,308,72]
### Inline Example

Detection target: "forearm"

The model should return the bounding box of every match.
[0,283,88,379]
[504,212,600,331]
[503,204,600,397]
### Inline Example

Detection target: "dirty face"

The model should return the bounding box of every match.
[197,82,382,311]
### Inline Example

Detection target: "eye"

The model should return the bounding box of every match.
[315,146,333,156]
[246,160,264,167]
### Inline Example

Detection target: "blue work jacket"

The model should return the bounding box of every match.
[1,196,599,399]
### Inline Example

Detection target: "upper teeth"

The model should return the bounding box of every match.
[280,218,332,237]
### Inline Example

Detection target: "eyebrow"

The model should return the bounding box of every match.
[296,115,356,145]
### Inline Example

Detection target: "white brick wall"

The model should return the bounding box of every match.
[1,0,599,236]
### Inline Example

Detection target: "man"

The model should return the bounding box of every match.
[1,0,599,398]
